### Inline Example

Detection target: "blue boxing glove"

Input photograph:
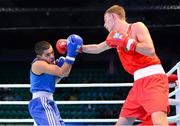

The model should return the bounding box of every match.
[56,56,65,67]
[65,34,83,64]
[56,56,65,79]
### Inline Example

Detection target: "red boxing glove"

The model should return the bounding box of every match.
[56,39,67,55]
[168,74,178,82]
[106,31,137,52]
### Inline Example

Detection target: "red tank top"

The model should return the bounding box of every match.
[116,24,161,75]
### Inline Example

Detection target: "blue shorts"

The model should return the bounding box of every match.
[28,97,65,126]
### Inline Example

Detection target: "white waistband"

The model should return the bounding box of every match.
[32,91,53,100]
[134,64,165,81]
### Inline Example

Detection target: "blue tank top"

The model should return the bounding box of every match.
[30,58,56,93]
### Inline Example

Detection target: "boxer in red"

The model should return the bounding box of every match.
[56,5,169,126]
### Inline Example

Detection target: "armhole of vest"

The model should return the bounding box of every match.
[30,62,43,76]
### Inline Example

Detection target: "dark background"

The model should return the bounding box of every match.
[0,0,179,123]
[0,0,180,83]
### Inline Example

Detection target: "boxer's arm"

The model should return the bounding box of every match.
[134,22,155,56]
[56,78,61,83]
[56,38,111,54]
[105,31,137,52]
[32,60,72,77]
[55,56,66,83]
[82,41,111,54]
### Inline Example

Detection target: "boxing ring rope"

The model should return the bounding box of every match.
[0,83,133,88]
[0,62,180,124]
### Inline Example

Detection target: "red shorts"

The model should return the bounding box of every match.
[120,74,169,121]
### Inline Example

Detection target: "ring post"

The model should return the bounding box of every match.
[176,63,180,125]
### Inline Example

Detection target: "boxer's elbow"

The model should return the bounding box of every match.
[56,67,71,77]
[61,70,71,77]
[63,71,70,77]
[146,47,156,56]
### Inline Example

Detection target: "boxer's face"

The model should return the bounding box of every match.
[41,46,55,64]
[104,13,115,32]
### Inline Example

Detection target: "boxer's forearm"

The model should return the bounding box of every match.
[82,41,111,54]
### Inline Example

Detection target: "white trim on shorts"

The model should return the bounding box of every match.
[32,91,53,100]
[134,64,165,81]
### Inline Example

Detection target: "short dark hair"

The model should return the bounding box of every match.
[34,41,51,56]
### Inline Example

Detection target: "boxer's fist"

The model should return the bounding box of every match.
[65,34,83,64]
[56,56,65,67]
[106,31,137,52]
[56,39,67,55]
[67,34,83,57]
[106,31,125,48]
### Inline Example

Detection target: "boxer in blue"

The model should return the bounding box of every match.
[28,34,83,126]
